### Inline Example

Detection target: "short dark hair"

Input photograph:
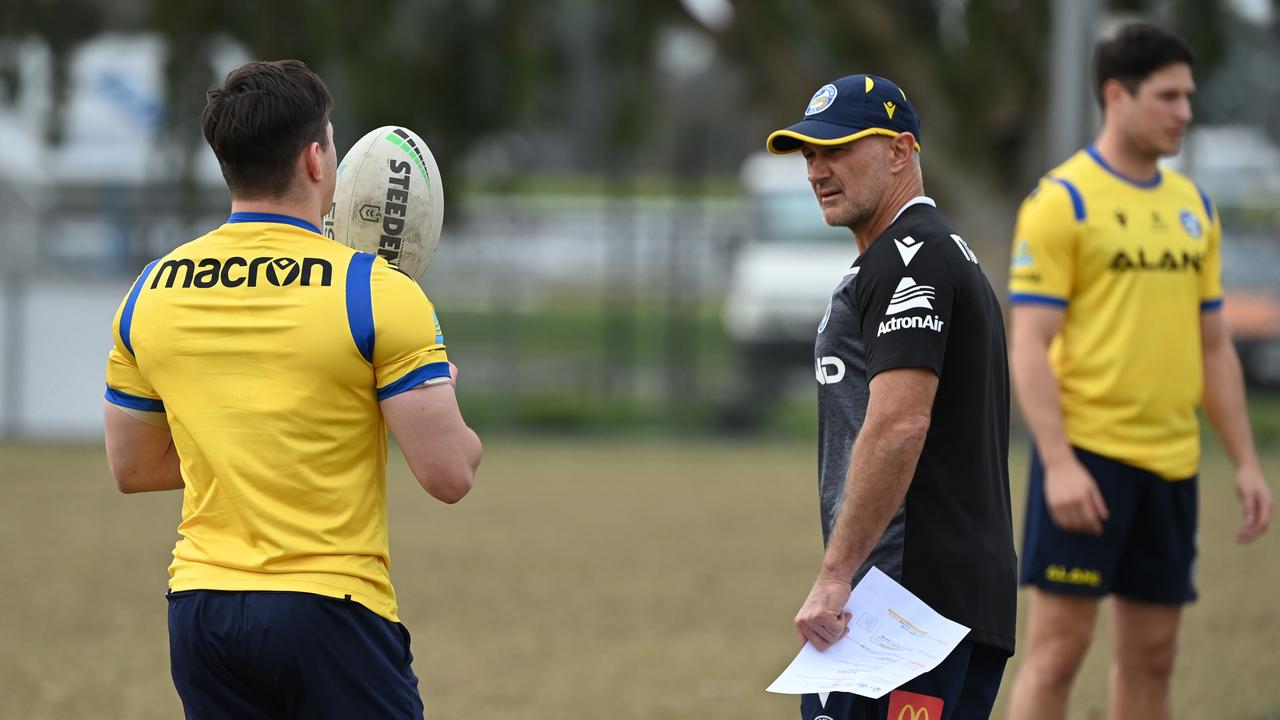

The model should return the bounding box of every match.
[202,60,333,199]
[1093,23,1194,108]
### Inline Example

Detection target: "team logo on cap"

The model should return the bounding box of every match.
[1179,209,1202,238]
[806,84,838,116]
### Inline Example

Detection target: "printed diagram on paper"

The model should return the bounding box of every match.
[767,567,970,699]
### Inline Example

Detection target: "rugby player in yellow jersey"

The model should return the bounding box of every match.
[1006,24,1271,720]
[102,60,481,718]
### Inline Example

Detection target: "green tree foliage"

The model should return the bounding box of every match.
[0,0,1236,205]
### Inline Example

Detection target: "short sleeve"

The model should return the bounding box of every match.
[1008,177,1080,307]
[105,262,164,412]
[369,261,450,400]
[1197,189,1223,310]
[858,239,954,379]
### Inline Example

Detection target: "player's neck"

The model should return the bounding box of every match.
[1092,130,1160,183]
[853,181,925,253]
[230,197,324,232]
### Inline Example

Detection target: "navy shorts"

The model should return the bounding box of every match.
[800,640,1008,720]
[1020,446,1198,604]
[167,590,424,719]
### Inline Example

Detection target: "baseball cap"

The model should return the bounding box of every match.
[766,74,922,155]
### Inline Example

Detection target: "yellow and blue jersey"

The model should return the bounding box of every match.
[105,212,449,621]
[1009,147,1222,479]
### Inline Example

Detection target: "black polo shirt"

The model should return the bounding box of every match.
[814,197,1016,653]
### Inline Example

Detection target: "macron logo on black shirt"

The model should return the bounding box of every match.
[895,236,923,266]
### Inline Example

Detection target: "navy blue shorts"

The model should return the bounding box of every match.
[1020,446,1198,604]
[800,640,1008,720]
[167,590,424,719]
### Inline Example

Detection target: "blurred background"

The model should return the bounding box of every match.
[2,0,1280,718]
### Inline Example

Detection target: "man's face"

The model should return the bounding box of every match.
[1113,62,1195,158]
[801,137,890,229]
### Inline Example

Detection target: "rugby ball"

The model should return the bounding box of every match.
[325,125,444,279]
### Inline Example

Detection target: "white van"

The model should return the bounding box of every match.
[722,151,855,410]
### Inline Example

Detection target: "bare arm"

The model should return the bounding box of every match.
[794,367,938,650]
[1201,310,1272,542]
[1009,305,1073,467]
[1009,304,1108,535]
[380,364,482,504]
[103,402,183,493]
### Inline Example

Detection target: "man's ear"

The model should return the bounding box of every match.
[1101,78,1130,111]
[304,141,324,182]
[891,132,917,171]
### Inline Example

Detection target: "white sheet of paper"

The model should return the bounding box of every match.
[766,566,970,699]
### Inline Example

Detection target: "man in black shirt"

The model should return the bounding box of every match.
[766,73,1016,719]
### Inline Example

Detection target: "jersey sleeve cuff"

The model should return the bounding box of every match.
[105,386,165,412]
[1200,298,1223,311]
[866,357,943,381]
[1009,293,1068,308]
[377,362,451,400]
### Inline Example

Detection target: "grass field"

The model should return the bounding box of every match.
[2,438,1278,719]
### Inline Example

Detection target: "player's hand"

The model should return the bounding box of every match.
[1234,464,1272,543]
[795,577,853,651]
[1044,456,1109,536]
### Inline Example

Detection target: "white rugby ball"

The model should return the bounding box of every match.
[325,125,444,279]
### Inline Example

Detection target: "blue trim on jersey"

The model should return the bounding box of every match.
[105,386,165,413]
[1200,298,1223,312]
[377,362,451,401]
[120,259,159,357]
[346,252,376,363]
[1085,145,1161,188]
[1010,293,1069,308]
[1193,183,1215,222]
[227,212,321,235]
[1047,177,1086,222]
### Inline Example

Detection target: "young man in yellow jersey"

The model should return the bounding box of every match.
[102,60,482,718]
[1006,24,1272,720]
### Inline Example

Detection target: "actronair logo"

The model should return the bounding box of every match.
[885,277,935,314]
[878,314,944,337]
[149,257,333,289]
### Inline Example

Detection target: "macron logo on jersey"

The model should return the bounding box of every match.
[895,236,922,266]
[885,277,935,314]
[150,257,334,289]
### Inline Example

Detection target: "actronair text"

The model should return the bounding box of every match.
[877,314,944,337]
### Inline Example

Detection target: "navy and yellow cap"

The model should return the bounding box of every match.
[766,74,922,155]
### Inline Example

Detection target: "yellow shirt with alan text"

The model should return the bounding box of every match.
[1009,148,1222,480]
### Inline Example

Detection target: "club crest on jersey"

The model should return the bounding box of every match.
[806,84,838,116]
[1179,209,1202,238]
[1011,239,1034,269]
